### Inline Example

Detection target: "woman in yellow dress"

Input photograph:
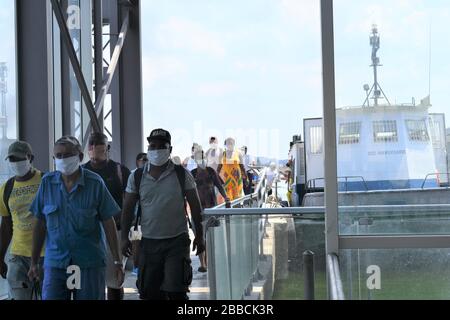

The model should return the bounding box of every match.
[217,138,248,201]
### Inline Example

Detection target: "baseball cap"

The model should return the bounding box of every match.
[5,141,33,160]
[147,129,171,145]
[55,136,83,154]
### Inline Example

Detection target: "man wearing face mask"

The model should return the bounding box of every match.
[121,129,205,300]
[28,136,124,300]
[190,147,230,273]
[205,137,223,172]
[182,143,200,172]
[82,132,131,300]
[0,141,44,300]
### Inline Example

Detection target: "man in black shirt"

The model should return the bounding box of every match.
[83,132,131,300]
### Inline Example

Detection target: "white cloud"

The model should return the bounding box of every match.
[142,56,188,88]
[155,17,226,58]
[196,82,237,97]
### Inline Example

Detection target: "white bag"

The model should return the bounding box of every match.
[129,225,142,241]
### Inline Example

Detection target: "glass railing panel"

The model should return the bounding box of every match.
[206,213,327,300]
[340,248,450,300]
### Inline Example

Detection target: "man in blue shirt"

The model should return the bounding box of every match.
[28,136,124,300]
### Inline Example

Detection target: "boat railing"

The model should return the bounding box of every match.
[307,176,369,192]
[421,173,450,189]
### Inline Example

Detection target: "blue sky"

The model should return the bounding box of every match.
[141,0,322,160]
[0,0,449,159]
[141,0,450,160]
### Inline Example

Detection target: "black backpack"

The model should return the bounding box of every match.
[133,164,190,230]
[3,171,45,216]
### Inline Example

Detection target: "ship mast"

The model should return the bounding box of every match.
[363,25,391,107]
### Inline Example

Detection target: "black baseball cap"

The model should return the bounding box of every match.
[147,129,171,145]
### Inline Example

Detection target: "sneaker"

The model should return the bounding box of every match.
[198,267,207,273]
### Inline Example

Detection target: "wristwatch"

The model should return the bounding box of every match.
[113,260,123,267]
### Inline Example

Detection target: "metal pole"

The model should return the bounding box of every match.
[321,0,339,255]
[49,0,101,133]
[93,0,103,130]
[93,0,103,97]
[303,250,315,300]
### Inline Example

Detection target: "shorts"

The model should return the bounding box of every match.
[7,255,44,300]
[137,233,192,300]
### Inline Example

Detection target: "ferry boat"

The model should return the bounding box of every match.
[288,25,449,206]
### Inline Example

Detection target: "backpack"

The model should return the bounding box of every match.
[3,171,45,217]
[133,164,191,230]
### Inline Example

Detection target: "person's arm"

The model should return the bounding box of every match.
[216,151,223,175]
[120,192,139,257]
[0,216,12,279]
[103,218,121,262]
[186,189,205,255]
[28,218,46,281]
[211,170,230,203]
[240,164,248,181]
[102,218,124,287]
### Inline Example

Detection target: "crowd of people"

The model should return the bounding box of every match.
[0,129,260,301]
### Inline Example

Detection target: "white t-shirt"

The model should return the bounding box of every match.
[185,157,197,172]
[266,169,278,189]
[243,154,253,172]
[205,147,223,171]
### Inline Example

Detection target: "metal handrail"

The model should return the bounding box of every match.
[327,254,345,300]
[421,173,450,189]
[205,204,450,217]
[307,176,369,192]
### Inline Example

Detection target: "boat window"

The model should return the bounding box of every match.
[406,120,429,142]
[339,122,361,144]
[373,120,398,143]
[310,126,323,154]
[429,120,441,147]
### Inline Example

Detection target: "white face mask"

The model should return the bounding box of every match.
[210,143,218,149]
[148,149,171,166]
[9,160,31,177]
[55,156,80,176]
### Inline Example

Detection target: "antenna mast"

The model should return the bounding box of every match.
[363,25,391,107]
